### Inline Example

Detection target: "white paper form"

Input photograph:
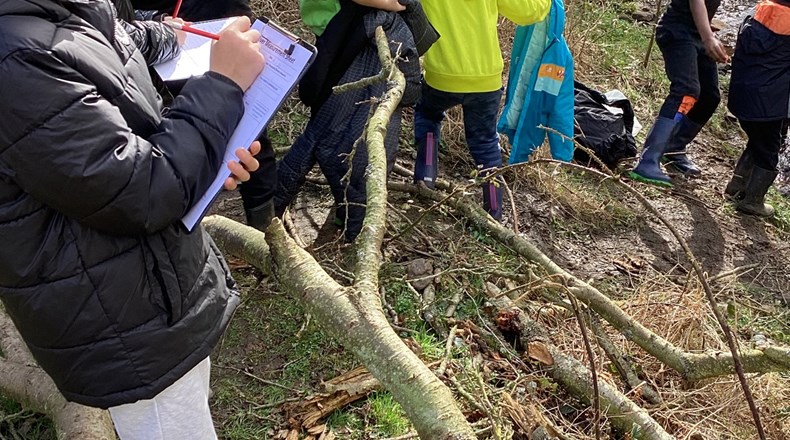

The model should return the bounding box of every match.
[179,19,316,231]
[153,19,234,81]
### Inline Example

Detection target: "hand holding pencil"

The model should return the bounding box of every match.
[209,16,265,92]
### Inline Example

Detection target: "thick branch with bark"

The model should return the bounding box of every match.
[484,291,673,440]
[202,24,476,440]
[353,27,404,292]
[205,217,476,439]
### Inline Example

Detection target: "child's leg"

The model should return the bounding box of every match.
[462,89,505,220]
[239,130,277,231]
[109,357,216,440]
[632,35,700,185]
[274,127,320,217]
[329,111,404,241]
[664,50,721,176]
[413,83,462,187]
[734,120,783,216]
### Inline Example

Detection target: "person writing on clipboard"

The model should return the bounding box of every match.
[0,2,263,439]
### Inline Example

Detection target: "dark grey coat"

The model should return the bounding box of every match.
[0,0,244,408]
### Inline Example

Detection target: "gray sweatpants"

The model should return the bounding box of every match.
[108,357,216,440]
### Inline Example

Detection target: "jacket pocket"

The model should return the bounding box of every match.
[141,236,183,324]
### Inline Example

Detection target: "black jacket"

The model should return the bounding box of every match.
[0,0,243,408]
[728,1,790,122]
[114,0,181,66]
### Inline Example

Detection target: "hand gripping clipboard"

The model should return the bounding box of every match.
[178,17,317,232]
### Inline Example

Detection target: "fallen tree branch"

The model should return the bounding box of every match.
[203,27,476,439]
[589,315,663,405]
[353,27,403,291]
[205,216,477,439]
[483,288,674,439]
[531,149,768,438]
[388,180,790,381]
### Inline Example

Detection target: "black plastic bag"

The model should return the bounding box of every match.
[573,81,637,169]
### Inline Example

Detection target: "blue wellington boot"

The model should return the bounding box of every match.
[663,115,702,177]
[629,116,676,187]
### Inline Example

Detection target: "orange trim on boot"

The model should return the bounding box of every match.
[678,95,698,115]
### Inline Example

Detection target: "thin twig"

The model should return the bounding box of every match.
[708,263,760,283]
[501,177,520,235]
[589,314,663,405]
[388,184,470,242]
[437,325,458,377]
[643,0,664,68]
[214,364,305,394]
[563,288,601,440]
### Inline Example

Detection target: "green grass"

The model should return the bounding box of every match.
[326,408,364,433]
[383,279,422,329]
[767,188,790,235]
[411,326,445,361]
[570,1,668,122]
[0,396,55,440]
[729,283,790,346]
[367,392,411,437]
[212,274,356,440]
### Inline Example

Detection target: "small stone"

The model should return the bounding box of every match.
[530,426,549,440]
[631,10,655,22]
[407,258,434,290]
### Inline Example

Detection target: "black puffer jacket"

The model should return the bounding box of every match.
[114,0,181,66]
[0,0,244,408]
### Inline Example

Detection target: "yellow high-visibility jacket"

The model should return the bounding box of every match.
[421,0,551,93]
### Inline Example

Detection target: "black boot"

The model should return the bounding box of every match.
[724,149,753,200]
[244,200,275,231]
[663,115,702,177]
[240,130,277,231]
[737,166,778,217]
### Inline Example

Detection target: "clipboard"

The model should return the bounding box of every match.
[154,17,317,232]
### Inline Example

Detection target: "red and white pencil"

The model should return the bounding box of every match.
[165,21,221,41]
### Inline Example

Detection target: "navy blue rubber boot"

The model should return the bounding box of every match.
[630,116,676,187]
[663,115,702,177]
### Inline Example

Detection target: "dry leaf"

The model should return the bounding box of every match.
[527,342,554,365]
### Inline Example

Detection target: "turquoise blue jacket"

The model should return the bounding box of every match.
[498,0,575,163]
